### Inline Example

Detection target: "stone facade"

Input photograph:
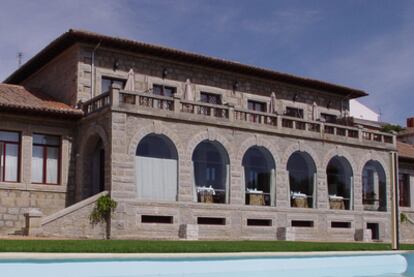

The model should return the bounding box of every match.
[0,113,76,235]
[0,31,400,242]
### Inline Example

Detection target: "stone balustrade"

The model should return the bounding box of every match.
[82,86,396,148]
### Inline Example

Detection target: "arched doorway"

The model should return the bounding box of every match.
[362,160,387,211]
[327,156,353,210]
[242,146,275,206]
[81,135,106,200]
[287,151,317,208]
[192,140,229,204]
[135,134,178,201]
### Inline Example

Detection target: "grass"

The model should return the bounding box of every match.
[0,240,411,253]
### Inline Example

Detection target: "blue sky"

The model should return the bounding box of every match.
[0,0,413,124]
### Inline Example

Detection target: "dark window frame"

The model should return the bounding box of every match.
[152,84,176,97]
[248,100,267,112]
[200,92,222,105]
[0,130,21,183]
[31,133,62,185]
[285,107,304,118]
[101,76,126,94]
[399,173,411,207]
[320,113,338,124]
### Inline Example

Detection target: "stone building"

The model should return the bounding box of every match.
[0,29,398,241]
[397,118,414,243]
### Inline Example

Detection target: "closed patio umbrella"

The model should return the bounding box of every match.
[312,102,318,121]
[124,68,135,91]
[184,78,194,101]
[270,92,277,113]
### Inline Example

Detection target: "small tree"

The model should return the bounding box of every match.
[381,124,403,134]
[90,194,117,239]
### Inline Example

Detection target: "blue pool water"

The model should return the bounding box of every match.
[1,253,413,277]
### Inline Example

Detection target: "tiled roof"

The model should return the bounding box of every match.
[0,84,83,117]
[5,29,367,98]
[397,141,414,160]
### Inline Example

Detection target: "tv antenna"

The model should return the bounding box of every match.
[17,52,23,67]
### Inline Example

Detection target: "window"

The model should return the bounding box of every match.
[32,134,61,184]
[291,220,314,227]
[243,146,275,206]
[152,84,176,97]
[399,173,411,207]
[327,156,353,210]
[101,77,126,94]
[287,151,317,208]
[285,107,304,118]
[192,140,229,204]
[320,113,337,124]
[362,160,387,211]
[248,100,266,112]
[200,92,221,105]
[0,131,20,182]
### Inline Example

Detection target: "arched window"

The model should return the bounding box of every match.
[242,146,275,206]
[136,134,178,201]
[327,156,353,210]
[362,160,386,211]
[192,140,229,204]
[287,151,316,208]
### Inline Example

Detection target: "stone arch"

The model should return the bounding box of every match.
[236,136,280,166]
[281,141,321,168]
[76,124,110,202]
[187,129,233,204]
[186,129,234,162]
[128,122,183,160]
[322,146,357,175]
[357,152,389,181]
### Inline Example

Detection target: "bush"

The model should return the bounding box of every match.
[89,194,117,226]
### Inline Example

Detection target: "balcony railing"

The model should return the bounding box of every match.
[82,87,396,147]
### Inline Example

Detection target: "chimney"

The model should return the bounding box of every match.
[407,117,414,128]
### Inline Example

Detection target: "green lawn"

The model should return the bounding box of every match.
[0,240,412,253]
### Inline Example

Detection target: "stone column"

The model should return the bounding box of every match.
[276,169,290,208]
[316,168,329,209]
[24,208,43,236]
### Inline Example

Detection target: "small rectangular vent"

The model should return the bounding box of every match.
[291,220,314,227]
[247,219,272,226]
[141,215,173,224]
[197,217,226,225]
[331,221,352,228]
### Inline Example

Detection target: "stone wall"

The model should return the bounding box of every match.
[0,113,76,235]
[78,46,347,120]
[22,45,79,107]
[108,113,393,241]
[41,191,107,239]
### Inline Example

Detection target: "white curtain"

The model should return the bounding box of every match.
[32,146,44,183]
[136,156,177,201]
[46,147,59,184]
[270,169,276,206]
[5,144,18,182]
[313,173,317,208]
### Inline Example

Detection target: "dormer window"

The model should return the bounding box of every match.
[153,84,176,97]
[200,92,221,105]
[101,77,126,95]
[285,107,303,118]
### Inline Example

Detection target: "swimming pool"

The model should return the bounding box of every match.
[0,252,413,277]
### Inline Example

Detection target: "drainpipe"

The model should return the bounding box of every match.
[391,151,400,250]
[91,41,102,98]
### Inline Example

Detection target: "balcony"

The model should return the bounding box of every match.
[81,88,396,149]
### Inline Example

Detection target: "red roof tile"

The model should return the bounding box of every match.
[0,84,82,117]
[397,141,414,160]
